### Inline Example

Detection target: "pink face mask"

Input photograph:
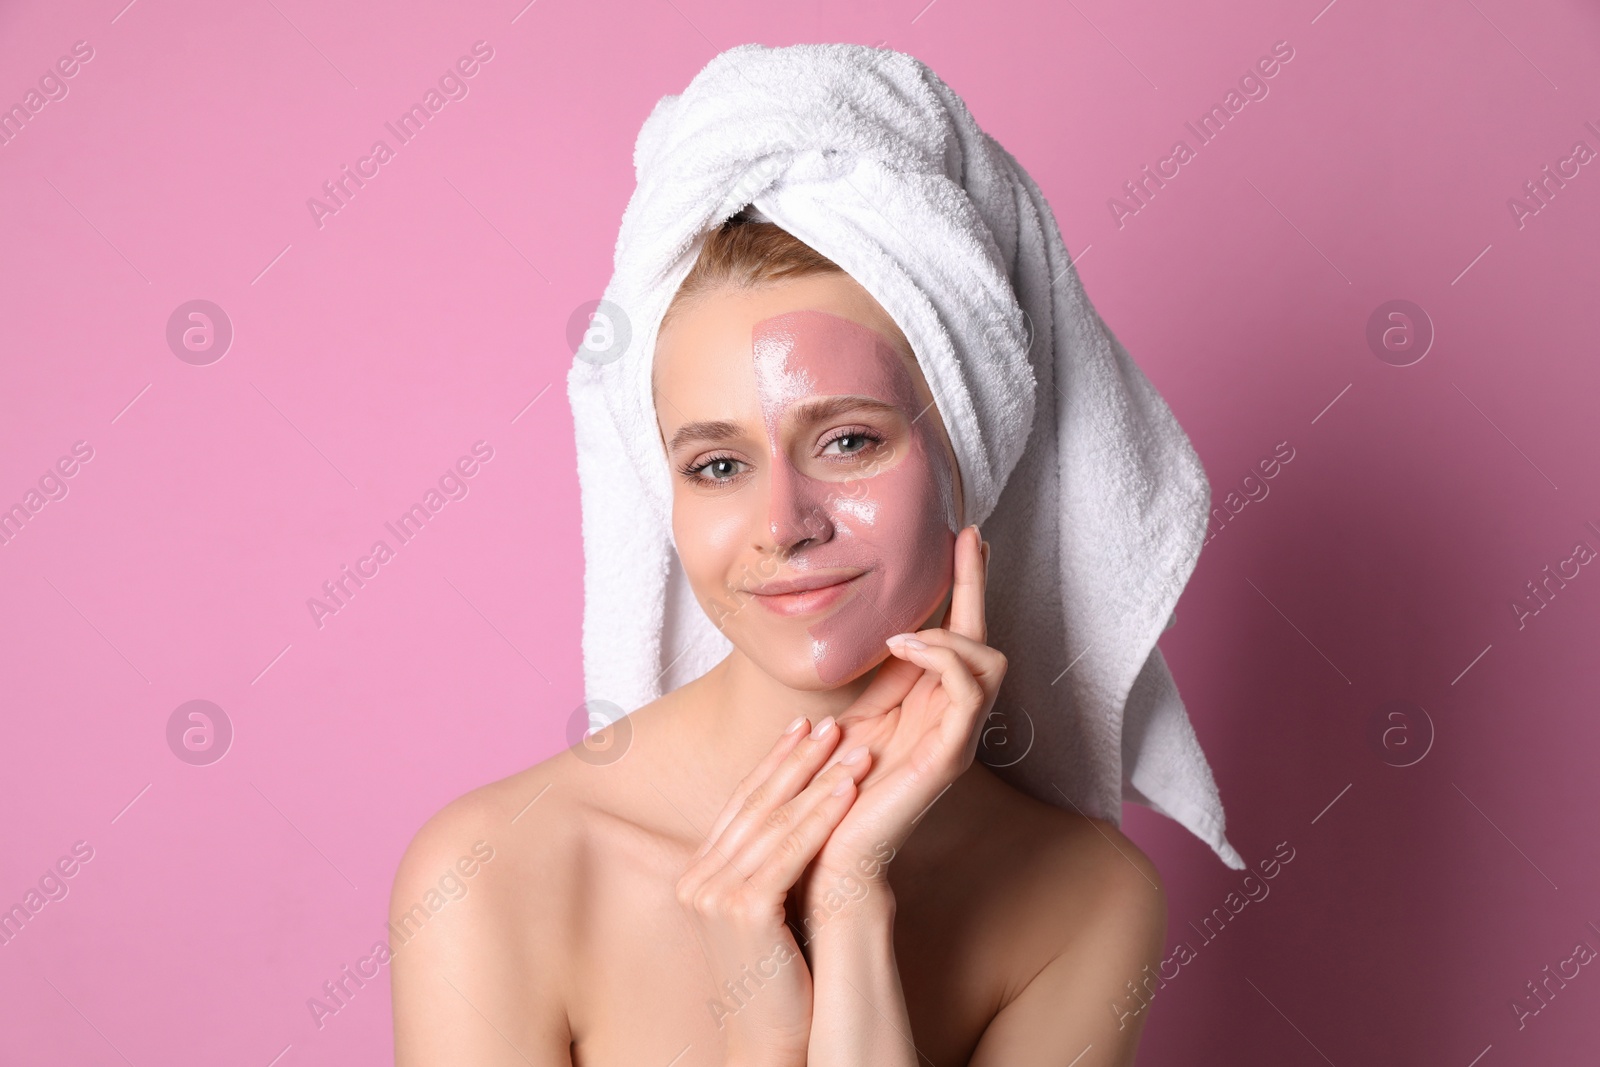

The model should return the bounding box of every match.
[748,308,958,685]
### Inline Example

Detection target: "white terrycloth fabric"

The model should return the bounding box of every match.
[567,42,1244,869]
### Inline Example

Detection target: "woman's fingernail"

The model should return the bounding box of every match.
[886,632,915,646]
[841,745,868,766]
[810,716,836,739]
[785,715,807,735]
[895,636,928,651]
[831,774,854,796]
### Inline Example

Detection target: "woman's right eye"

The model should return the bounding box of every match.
[680,454,749,483]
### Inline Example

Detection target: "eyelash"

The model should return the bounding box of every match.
[677,427,887,486]
[818,426,885,458]
[678,452,744,483]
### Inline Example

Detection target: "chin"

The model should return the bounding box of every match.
[738,635,890,691]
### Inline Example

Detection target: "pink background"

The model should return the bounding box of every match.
[2,0,1597,1062]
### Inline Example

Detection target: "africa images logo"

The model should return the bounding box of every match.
[1108,40,1296,229]
[306,41,496,229]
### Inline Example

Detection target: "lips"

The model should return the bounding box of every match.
[746,570,864,616]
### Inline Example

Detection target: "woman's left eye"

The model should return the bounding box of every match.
[820,429,882,457]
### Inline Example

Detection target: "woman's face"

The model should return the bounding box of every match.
[654,272,962,690]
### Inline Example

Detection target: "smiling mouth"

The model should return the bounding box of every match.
[746,571,864,617]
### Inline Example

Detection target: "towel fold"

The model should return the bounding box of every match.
[567,42,1244,870]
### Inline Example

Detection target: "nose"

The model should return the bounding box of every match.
[762,452,834,554]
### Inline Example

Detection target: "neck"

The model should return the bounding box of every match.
[651,592,953,831]
[670,649,877,805]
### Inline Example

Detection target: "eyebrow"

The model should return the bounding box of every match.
[789,395,901,426]
[665,396,902,455]
[667,419,744,454]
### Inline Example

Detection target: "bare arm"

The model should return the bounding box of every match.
[798,880,918,1067]
[799,526,1006,1066]
[390,793,572,1066]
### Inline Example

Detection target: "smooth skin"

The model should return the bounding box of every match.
[390,272,1168,1066]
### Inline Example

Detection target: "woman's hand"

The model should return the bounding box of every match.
[794,525,1005,925]
[675,711,874,1067]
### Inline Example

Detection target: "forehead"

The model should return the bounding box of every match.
[751,309,920,413]
[652,275,926,425]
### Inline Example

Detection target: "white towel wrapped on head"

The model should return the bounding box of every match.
[567,42,1245,870]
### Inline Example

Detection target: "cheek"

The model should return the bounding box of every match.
[824,435,955,620]
[806,446,953,686]
[850,471,945,559]
[862,464,955,613]
[673,496,761,605]
[842,431,955,557]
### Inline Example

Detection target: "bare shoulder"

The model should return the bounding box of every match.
[959,768,1166,945]
[390,692,693,957]
[391,741,589,881]
[1031,798,1167,927]
[391,749,578,904]
[957,771,1169,1065]
[1031,806,1168,964]
[389,745,594,1063]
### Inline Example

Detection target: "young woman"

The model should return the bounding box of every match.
[389,214,1168,1066]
